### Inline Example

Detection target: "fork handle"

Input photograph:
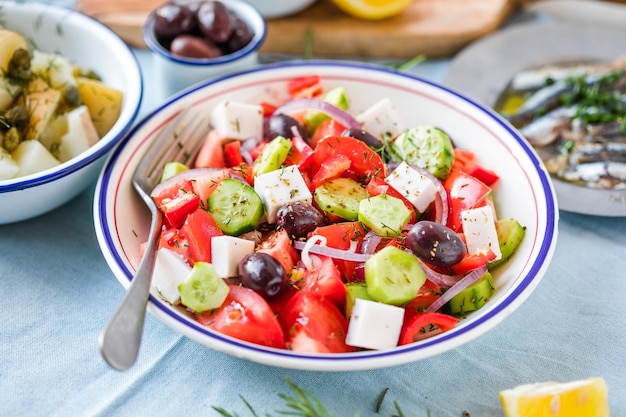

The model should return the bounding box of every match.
[99,209,163,370]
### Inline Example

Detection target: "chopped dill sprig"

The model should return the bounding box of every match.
[393,54,427,72]
[304,28,314,60]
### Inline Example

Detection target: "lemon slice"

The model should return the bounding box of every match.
[330,0,413,20]
[499,377,610,417]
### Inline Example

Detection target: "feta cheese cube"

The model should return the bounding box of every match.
[346,298,404,350]
[211,235,256,278]
[385,161,438,213]
[461,205,502,260]
[254,165,312,223]
[356,97,405,140]
[211,100,263,141]
[152,248,192,304]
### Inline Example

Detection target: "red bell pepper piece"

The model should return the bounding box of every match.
[450,248,497,275]
[159,191,200,228]
[288,75,322,99]
[310,153,351,189]
[451,148,499,186]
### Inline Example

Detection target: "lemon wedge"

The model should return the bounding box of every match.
[330,0,413,20]
[499,377,610,417]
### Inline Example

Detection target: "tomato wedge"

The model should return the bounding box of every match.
[179,208,223,263]
[195,129,226,169]
[301,255,346,310]
[284,135,314,171]
[260,101,277,116]
[398,312,458,345]
[310,119,346,147]
[310,135,387,185]
[223,140,244,167]
[403,280,443,313]
[257,229,298,274]
[279,291,354,353]
[443,169,492,233]
[151,178,195,208]
[309,221,366,281]
[156,227,191,264]
[450,248,497,275]
[193,168,232,205]
[197,285,284,349]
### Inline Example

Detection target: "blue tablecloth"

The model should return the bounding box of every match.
[2,3,626,416]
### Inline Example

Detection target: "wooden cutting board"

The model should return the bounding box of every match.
[76,0,520,59]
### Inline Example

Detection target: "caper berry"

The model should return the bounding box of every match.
[8,48,32,82]
[3,127,22,153]
[4,106,29,128]
[63,85,81,107]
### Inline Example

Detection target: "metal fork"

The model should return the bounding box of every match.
[99,105,211,371]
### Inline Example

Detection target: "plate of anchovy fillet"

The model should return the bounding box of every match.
[444,20,626,216]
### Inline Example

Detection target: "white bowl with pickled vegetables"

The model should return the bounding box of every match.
[94,61,558,371]
[0,1,142,224]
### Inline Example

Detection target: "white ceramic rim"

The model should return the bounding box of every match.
[0,1,143,193]
[143,0,267,67]
[94,61,559,371]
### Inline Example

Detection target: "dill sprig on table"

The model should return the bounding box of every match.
[211,378,415,417]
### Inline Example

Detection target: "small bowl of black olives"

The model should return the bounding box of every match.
[143,0,266,99]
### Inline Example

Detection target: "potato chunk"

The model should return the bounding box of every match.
[56,105,99,162]
[11,140,60,177]
[0,29,28,73]
[76,77,123,138]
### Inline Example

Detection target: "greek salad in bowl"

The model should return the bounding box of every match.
[94,62,558,370]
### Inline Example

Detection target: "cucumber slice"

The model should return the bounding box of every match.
[345,282,372,317]
[364,246,425,305]
[489,217,526,270]
[447,271,495,316]
[314,177,367,221]
[358,194,411,237]
[305,86,350,131]
[390,125,454,179]
[207,178,264,236]
[178,262,230,313]
[253,135,292,177]
[160,161,189,183]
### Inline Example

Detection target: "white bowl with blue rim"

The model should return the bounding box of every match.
[94,61,558,371]
[0,1,142,224]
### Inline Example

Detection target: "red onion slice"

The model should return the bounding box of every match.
[418,259,464,288]
[274,98,361,130]
[359,230,384,255]
[425,265,488,312]
[294,239,373,263]
[298,235,326,270]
